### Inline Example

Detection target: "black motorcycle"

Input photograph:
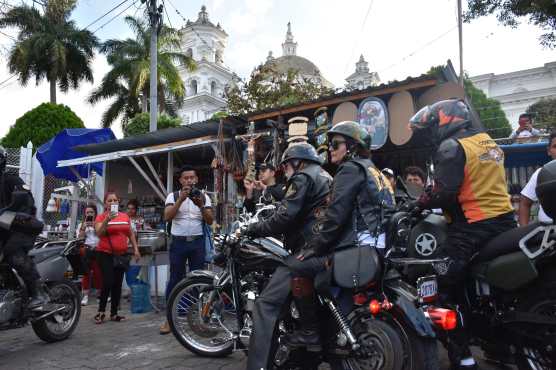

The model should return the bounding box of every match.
[167,206,454,370]
[392,199,556,370]
[0,192,81,342]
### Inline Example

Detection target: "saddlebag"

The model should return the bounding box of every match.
[333,245,381,289]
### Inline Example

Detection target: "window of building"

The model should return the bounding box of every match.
[211,81,217,96]
[186,48,193,58]
[191,80,198,95]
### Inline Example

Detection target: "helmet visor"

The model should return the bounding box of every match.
[409,105,433,131]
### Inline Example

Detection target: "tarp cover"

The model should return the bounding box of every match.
[500,142,550,168]
[72,119,236,156]
[37,128,116,181]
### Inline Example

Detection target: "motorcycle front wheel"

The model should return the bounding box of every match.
[31,280,81,342]
[167,275,237,357]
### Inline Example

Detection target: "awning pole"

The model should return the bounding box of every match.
[167,152,173,194]
[142,155,167,196]
[128,157,166,202]
[68,166,103,205]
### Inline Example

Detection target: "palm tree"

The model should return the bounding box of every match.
[89,16,195,128]
[0,1,98,103]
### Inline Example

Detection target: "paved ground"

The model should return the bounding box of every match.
[0,298,513,370]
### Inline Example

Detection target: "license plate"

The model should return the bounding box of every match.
[417,276,438,303]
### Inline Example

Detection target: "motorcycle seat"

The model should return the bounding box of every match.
[475,222,543,262]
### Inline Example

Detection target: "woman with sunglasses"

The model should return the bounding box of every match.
[285,121,394,349]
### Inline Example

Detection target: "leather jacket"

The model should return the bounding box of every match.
[310,157,394,256]
[246,163,331,253]
[243,183,285,213]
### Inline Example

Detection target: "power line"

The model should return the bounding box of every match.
[343,0,374,76]
[0,29,15,41]
[162,0,173,29]
[378,26,457,73]
[92,0,139,34]
[84,0,131,30]
[0,73,17,89]
[165,0,215,52]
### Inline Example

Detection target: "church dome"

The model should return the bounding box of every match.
[263,23,333,88]
[269,55,322,78]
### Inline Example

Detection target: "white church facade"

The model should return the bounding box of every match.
[470,62,556,129]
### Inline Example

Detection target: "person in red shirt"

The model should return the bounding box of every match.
[94,192,141,324]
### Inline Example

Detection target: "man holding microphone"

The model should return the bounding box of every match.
[159,165,213,335]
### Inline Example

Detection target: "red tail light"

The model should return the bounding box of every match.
[427,307,457,331]
[369,299,381,315]
[353,293,367,306]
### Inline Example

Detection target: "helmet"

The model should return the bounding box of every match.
[0,146,6,173]
[327,121,371,149]
[409,99,472,144]
[280,143,322,165]
[535,159,556,220]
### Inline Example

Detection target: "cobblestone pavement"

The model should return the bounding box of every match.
[0,298,514,370]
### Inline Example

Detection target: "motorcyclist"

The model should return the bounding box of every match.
[286,121,394,349]
[0,146,48,307]
[244,143,331,370]
[409,99,516,370]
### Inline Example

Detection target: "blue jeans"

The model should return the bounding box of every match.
[165,236,205,300]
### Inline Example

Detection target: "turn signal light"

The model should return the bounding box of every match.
[353,293,367,306]
[427,307,457,331]
[369,299,381,315]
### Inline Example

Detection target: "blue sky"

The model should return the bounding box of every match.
[1,0,555,138]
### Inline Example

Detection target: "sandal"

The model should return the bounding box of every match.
[110,315,126,322]
[94,312,105,324]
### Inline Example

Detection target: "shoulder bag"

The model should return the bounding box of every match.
[106,230,131,271]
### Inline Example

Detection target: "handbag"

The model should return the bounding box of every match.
[107,235,131,271]
[332,162,387,289]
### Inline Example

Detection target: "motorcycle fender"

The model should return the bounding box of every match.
[189,269,217,280]
[385,283,436,338]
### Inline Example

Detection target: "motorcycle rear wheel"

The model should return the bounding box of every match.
[516,286,556,370]
[31,280,81,342]
[167,275,237,357]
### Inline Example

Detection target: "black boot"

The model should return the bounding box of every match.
[286,295,321,351]
[28,280,49,308]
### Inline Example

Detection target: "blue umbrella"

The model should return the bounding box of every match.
[36,128,116,181]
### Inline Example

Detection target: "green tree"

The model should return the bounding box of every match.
[0,0,99,103]
[122,112,181,137]
[89,16,195,128]
[1,103,84,148]
[465,0,556,48]
[526,98,556,131]
[226,63,333,115]
[426,66,512,138]
[464,79,512,138]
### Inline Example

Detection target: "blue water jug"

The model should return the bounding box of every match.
[131,282,152,314]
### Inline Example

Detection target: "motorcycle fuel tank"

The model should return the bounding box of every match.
[236,237,289,271]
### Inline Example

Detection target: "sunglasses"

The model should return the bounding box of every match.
[329,139,346,150]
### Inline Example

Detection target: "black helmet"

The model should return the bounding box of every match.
[280,143,322,165]
[409,99,472,144]
[327,121,371,149]
[0,146,6,173]
[535,159,556,221]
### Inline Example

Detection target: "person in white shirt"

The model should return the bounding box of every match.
[159,166,213,334]
[77,204,101,306]
[519,132,556,225]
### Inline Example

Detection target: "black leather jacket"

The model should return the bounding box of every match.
[243,183,285,213]
[309,157,394,256]
[246,163,331,253]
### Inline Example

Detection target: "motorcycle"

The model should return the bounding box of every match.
[391,185,556,370]
[166,205,456,369]
[0,192,81,342]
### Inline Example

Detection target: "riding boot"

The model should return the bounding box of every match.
[28,280,49,308]
[286,277,321,351]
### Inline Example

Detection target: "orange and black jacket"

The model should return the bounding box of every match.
[420,129,513,224]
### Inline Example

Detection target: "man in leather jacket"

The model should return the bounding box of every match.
[244,143,331,370]
[0,146,48,307]
[409,99,516,370]
[286,121,394,349]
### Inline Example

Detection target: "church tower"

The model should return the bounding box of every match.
[178,6,235,124]
[345,55,380,90]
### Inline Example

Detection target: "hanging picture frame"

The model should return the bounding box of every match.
[358,97,389,150]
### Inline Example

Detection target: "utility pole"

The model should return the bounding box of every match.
[457,0,464,87]
[144,0,163,132]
